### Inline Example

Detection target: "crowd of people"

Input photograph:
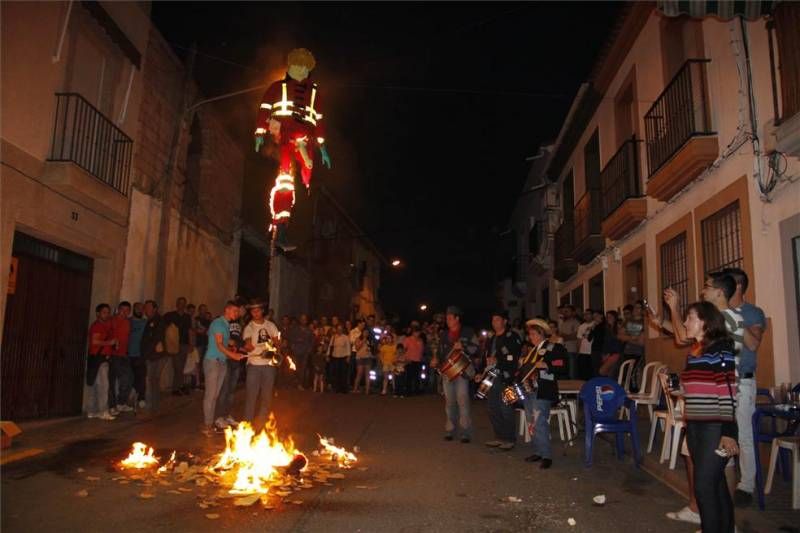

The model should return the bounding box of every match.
[86,265,764,531]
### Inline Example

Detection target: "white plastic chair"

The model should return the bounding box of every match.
[627,362,666,422]
[647,371,685,469]
[617,358,635,393]
[765,436,800,509]
[517,406,572,443]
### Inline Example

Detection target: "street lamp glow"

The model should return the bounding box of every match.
[391,259,401,267]
[419,304,428,311]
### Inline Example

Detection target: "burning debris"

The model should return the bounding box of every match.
[92,416,361,514]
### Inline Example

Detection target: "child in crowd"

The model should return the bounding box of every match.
[392,343,407,397]
[352,329,372,394]
[378,332,397,395]
[311,335,328,393]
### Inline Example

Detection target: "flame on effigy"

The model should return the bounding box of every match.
[119,442,160,469]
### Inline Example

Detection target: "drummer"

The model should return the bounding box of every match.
[431,305,479,443]
[520,318,568,469]
[480,309,522,451]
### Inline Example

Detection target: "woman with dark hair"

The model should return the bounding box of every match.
[596,310,623,377]
[681,301,738,533]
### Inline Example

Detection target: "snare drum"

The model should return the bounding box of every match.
[501,382,527,406]
[475,367,500,399]
[439,350,471,382]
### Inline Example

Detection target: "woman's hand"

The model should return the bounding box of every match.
[719,436,739,457]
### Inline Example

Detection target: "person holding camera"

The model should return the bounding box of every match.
[680,301,738,532]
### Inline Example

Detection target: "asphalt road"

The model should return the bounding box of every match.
[2,387,692,533]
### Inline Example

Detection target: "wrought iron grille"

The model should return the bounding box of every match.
[601,137,642,219]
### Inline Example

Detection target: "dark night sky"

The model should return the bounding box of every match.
[152,2,621,323]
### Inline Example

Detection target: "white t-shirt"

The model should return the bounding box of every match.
[244,319,280,366]
[577,321,594,355]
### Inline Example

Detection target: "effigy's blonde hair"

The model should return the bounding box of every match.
[287,48,316,71]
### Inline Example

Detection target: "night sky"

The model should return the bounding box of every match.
[152,2,621,323]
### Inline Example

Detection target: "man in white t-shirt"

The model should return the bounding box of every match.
[576,309,595,380]
[242,299,281,427]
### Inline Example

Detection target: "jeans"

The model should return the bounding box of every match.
[735,378,756,493]
[404,361,421,396]
[686,422,735,533]
[488,377,516,442]
[293,351,310,388]
[129,357,147,402]
[172,344,190,391]
[203,358,228,427]
[87,362,109,415]
[215,359,241,419]
[146,357,168,411]
[442,376,471,438]
[244,365,277,426]
[524,396,552,459]
[330,357,349,393]
[108,356,133,408]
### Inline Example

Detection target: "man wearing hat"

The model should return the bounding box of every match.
[518,318,568,468]
[432,306,479,443]
[242,298,281,427]
[481,309,522,450]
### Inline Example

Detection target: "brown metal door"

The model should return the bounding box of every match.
[2,234,93,420]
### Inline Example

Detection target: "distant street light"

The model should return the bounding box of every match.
[419,304,428,312]
[391,259,402,267]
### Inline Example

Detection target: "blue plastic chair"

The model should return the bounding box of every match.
[579,377,642,467]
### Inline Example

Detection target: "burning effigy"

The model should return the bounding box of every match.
[112,415,360,512]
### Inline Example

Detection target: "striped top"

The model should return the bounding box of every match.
[681,339,738,438]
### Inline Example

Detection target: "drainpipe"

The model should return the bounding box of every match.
[738,17,767,200]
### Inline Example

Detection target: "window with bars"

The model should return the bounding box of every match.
[701,200,743,276]
[661,232,689,320]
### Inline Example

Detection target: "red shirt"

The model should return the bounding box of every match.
[403,336,424,362]
[111,315,130,356]
[89,320,114,356]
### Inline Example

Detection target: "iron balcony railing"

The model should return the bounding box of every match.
[644,59,714,178]
[553,218,575,265]
[574,189,602,246]
[48,93,133,195]
[600,137,643,219]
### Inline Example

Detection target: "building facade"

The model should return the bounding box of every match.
[514,2,800,385]
[1,1,244,419]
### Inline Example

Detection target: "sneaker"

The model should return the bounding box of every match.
[225,415,238,427]
[98,411,116,421]
[117,405,133,413]
[138,400,147,409]
[484,440,503,447]
[666,506,701,525]
[214,417,230,430]
[498,442,515,451]
[87,412,100,419]
[734,489,753,508]
[540,458,552,469]
[109,407,119,416]
[525,454,542,463]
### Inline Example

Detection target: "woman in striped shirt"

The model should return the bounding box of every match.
[681,301,738,533]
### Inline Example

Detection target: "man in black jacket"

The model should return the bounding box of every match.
[481,310,522,450]
[141,300,167,413]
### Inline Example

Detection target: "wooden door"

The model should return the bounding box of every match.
[2,233,93,419]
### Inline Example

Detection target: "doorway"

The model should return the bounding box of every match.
[2,232,93,419]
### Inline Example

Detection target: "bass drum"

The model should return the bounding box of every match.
[439,350,471,382]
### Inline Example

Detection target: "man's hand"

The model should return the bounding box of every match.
[719,436,739,457]
[453,341,463,351]
[243,342,255,353]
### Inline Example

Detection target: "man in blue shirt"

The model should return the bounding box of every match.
[202,301,244,435]
[723,268,766,507]
[128,302,148,409]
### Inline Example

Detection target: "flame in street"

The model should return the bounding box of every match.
[318,436,357,466]
[157,451,177,473]
[120,442,159,469]
[286,355,297,371]
[210,415,304,494]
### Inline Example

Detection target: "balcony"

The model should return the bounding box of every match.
[553,219,577,282]
[573,189,604,264]
[600,138,647,240]
[645,60,718,202]
[43,93,132,224]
